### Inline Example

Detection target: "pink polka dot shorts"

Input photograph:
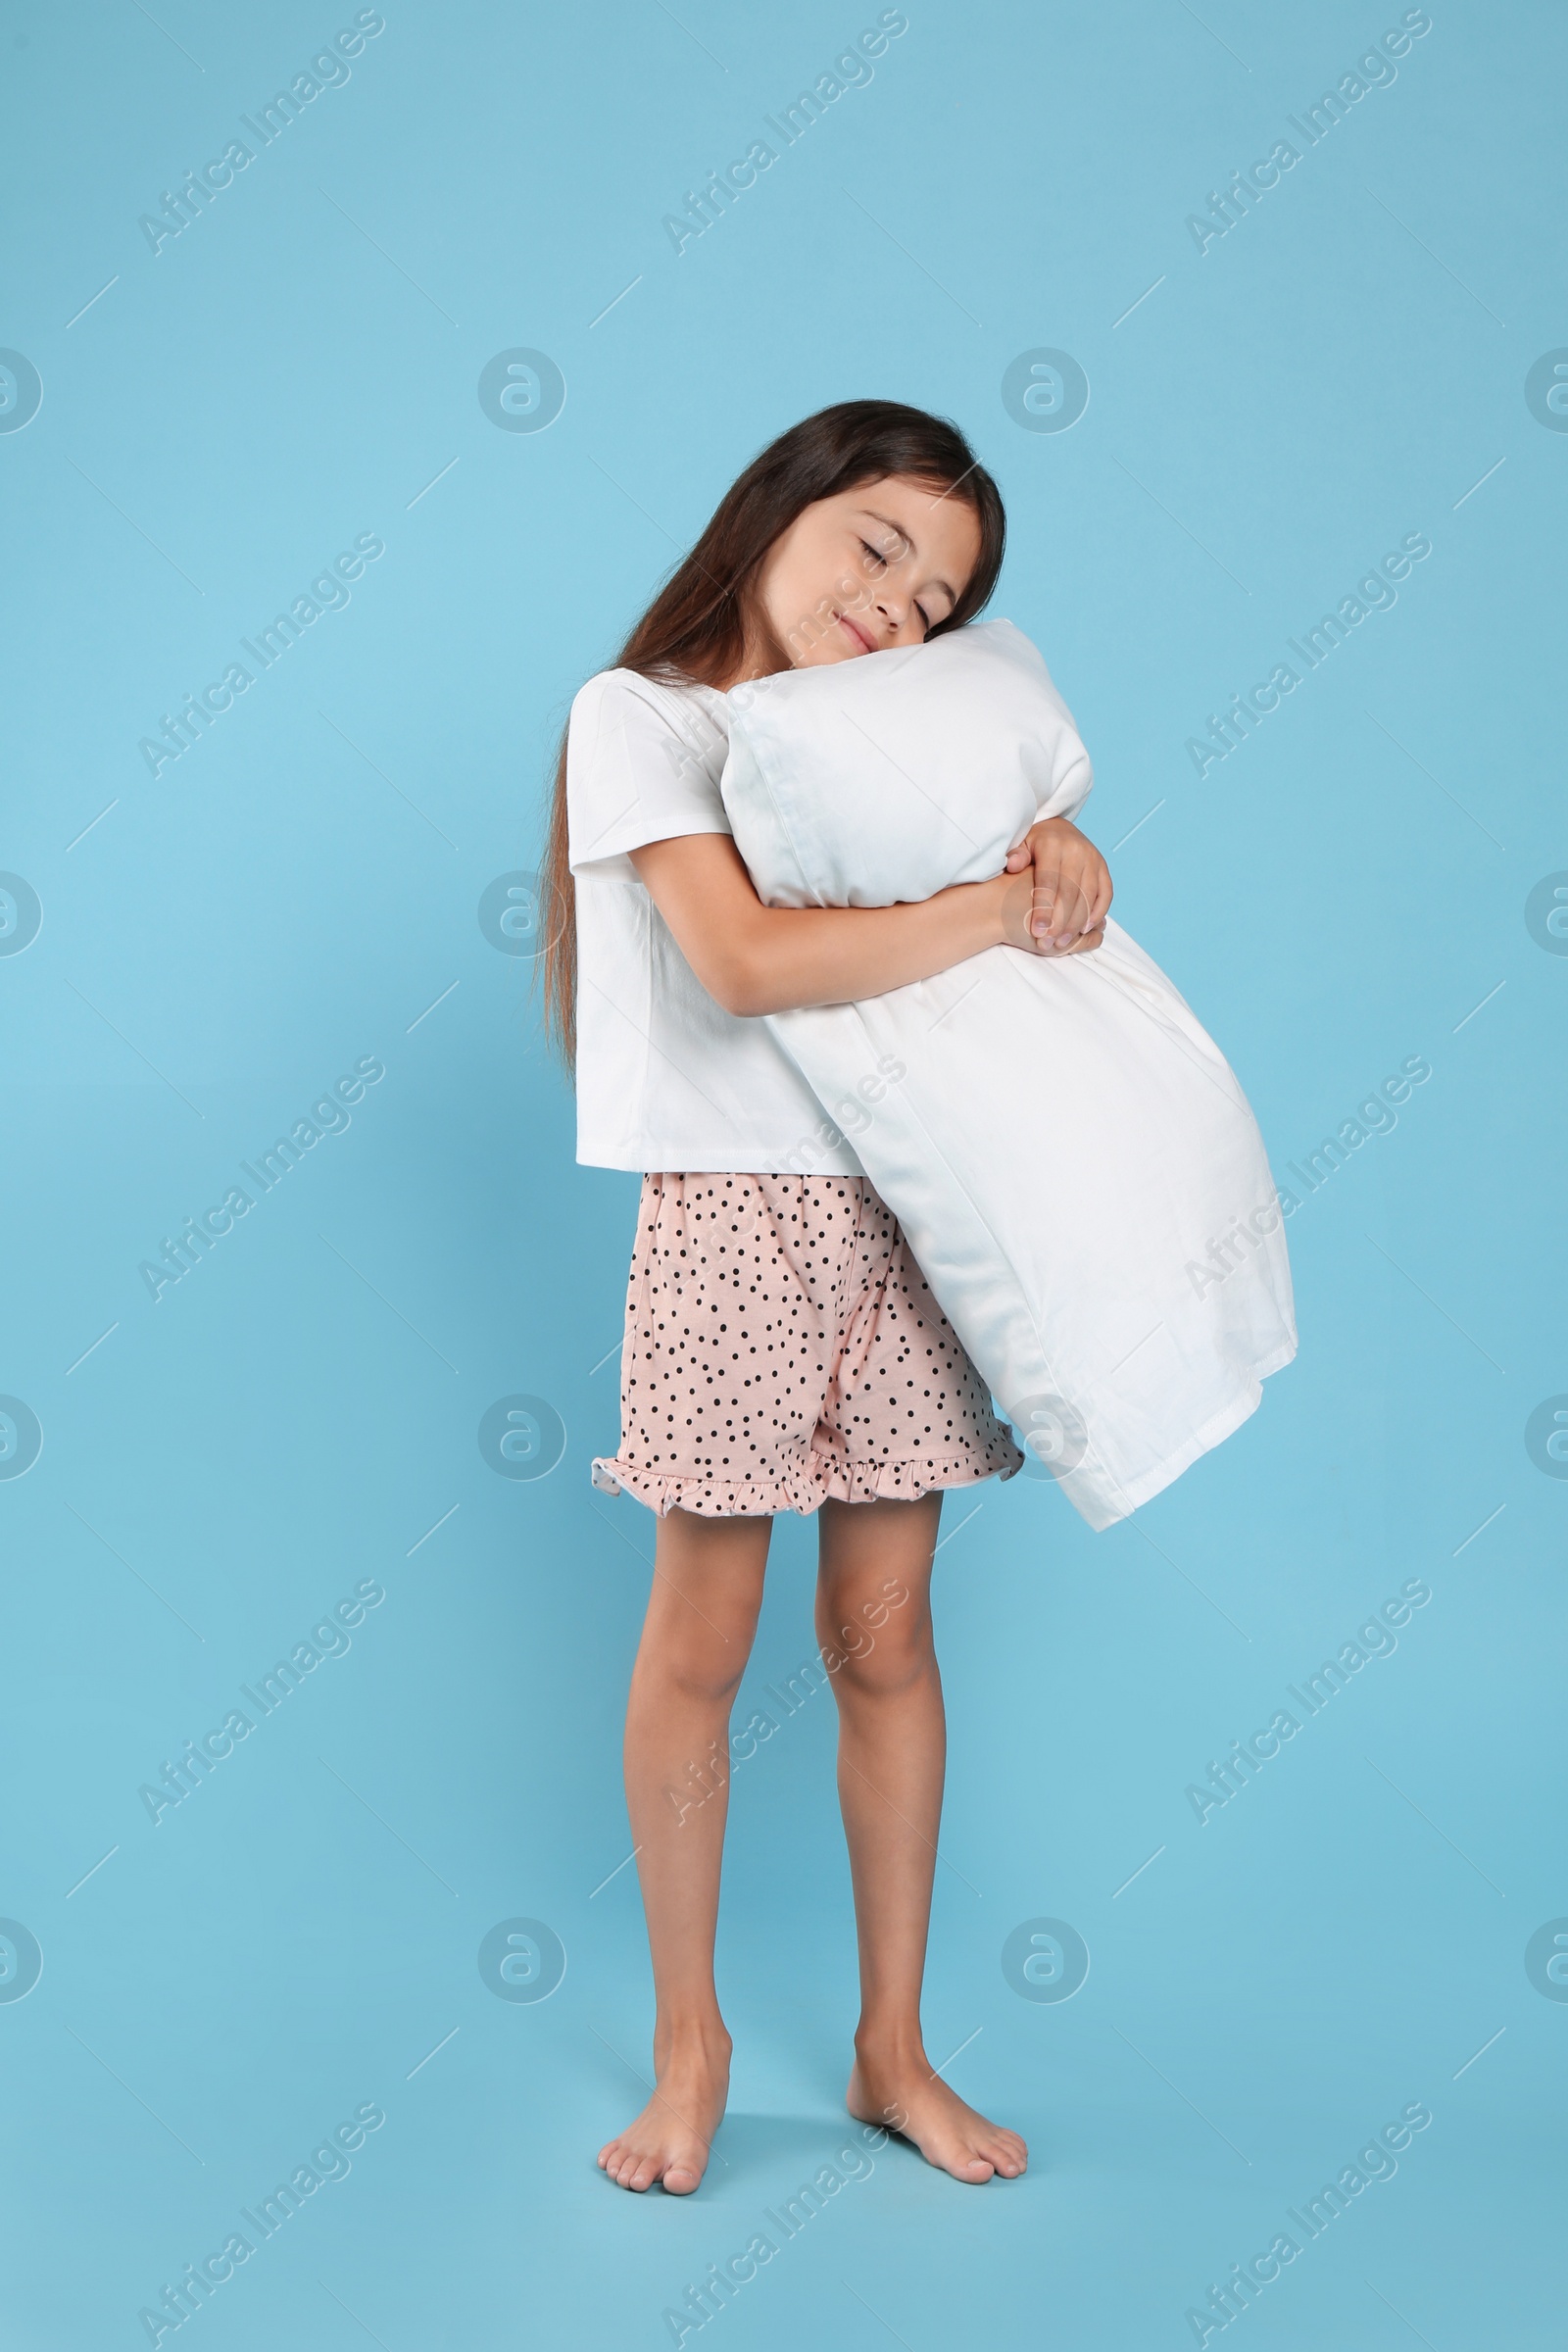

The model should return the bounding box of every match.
[591,1172,1024,1519]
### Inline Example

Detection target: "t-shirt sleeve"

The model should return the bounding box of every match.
[565,669,732,872]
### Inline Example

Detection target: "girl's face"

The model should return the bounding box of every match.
[747,474,984,675]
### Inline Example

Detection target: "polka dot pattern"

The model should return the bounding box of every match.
[591,1172,1025,1519]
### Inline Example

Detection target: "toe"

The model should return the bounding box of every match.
[628,2157,660,2192]
[663,2162,702,2195]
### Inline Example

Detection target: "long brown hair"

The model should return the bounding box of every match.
[535,399,1006,1063]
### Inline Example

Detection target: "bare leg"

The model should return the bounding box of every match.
[815,1492,1027,2183]
[597,1505,770,2192]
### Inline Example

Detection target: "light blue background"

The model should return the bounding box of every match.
[3,2,1564,2345]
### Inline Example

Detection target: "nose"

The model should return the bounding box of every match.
[869,581,912,638]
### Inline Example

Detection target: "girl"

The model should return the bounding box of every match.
[539,402,1112,2195]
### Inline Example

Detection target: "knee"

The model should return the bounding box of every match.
[645,1628,750,1709]
[823,1612,934,1699]
[669,1654,747,1708]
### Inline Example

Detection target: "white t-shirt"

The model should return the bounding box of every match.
[565,666,864,1175]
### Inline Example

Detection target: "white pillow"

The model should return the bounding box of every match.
[720,620,1297,1530]
[723,619,1094,904]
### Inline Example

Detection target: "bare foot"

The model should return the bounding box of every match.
[848,2040,1027,2183]
[597,2028,731,2194]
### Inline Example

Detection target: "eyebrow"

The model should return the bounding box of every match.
[861,508,956,609]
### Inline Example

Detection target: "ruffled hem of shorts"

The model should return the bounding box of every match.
[590,1434,1025,1520]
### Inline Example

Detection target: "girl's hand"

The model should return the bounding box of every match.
[1003,816,1111,953]
[994,869,1106,958]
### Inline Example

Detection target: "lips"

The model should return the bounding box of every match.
[836,611,875,656]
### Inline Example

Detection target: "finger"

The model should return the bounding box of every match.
[1033,848,1088,940]
[1029,860,1063,940]
[1045,868,1094,946]
[1002,870,1051,954]
[1048,849,1108,938]
[1024,884,1068,955]
[1042,849,1099,941]
[1060,924,1104,956]
[1004,843,1030,870]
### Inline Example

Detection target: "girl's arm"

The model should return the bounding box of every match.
[628,833,1097,1017]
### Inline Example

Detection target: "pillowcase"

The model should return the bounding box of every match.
[721,618,1094,904]
[719,620,1297,1530]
